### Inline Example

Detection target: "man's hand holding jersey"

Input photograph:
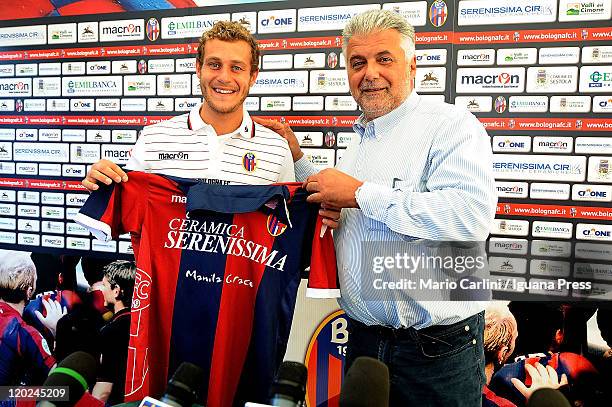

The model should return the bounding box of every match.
[82,159,128,191]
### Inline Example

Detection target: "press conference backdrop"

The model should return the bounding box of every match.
[0,0,611,309]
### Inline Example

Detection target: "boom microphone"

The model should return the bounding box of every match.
[37,351,97,407]
[268,361,307,407]
[527,388,571,407]
[150,362,205,407]
[339,357,389,407]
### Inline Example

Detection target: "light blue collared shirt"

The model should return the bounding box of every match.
[295,92,497,328]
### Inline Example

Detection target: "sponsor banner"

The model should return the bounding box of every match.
[583,46,612,64]
[0,25,46,47]
[121,98,147,112]
[148,98,174,112]
[0,52,24,62]
[18,233,40,246]
[293,96,324,111]
[0,78,31,97]
[580,65,612,93]
[231,12,257,34]
[162,14,229,39]
[577,223,612,241]
[175,58,196,73]
[262,54,294,70]
[261,97,292,111]
[252,71,308,94]
[67,222,90,236]
[337,132,357,148]
[147,59,174,73]
[415,67,446,92]
[62,76,122,97]
[532,221,573,239]
[71,144,100,164]
[100,19,144,42]
[87,129,110,143]
[63,47,102,58]
[325,96,357,111]
[492,154,586,182]
[456,67,525,93]
[38,164,61,176]
[496,181,529,198]
[16,163,38,176]
[0,65,14,77]
[532,136,573,154]
[63,62,86,76]
[33,77,61,97]
[66,194,88,207]
[538,47,580,65]
[67,237,90,251]
[17,219,36,232]
[258,9,296,34]
[575,137,612,154]
[0,142,12,160]
[13,143,69,163]
[508,96,548,113]
[479,117,612,132]
[415,49,447,66]
[0,204,15,215]
[112,130,137,144]
[382,2,428,26]
[62,129,85,142]
[0,129,14,141]
[298,4,380,32]
[78,22,98,43]
[497,48,538,66]
[24,99,46,111]
[491,219,529,236]
[309,70,349,93]
[259,36,341,51]
[457,0,557,25]
[244,97,259,111]
[559,0,611,21]
[593,96,612,113]
[415,32,451,44]
[48,23,77,45]
[455,27,612,44]
[303,148,335,170]
[15,64,37,77]
[296,132,323,147]
[574,263,612,283]
[41,192,64,205]
[157,74,191,96]
[530,259,570,278]
[573,282,612,300]
[112,59,137,74]
[0,162,14,173]
[192,74,201,96]
[588,156,612,183]
[457,49,495,66]
[38,63,61,76]
[96,99,120,112]
[0,218,16,231]
[124,75,156,96]
[531,240,572,258]
[119,241,134,254]
[42,235,65,249]
[489,238,529,255]
[46,99,69,111]
[294,53,326,69]
[63,164,86,178]
[144,44,189,56]
[18,205,40,218]
[496,202,612,220]
[529,183,571,200]
[70,98,95,112]
[87,61,111,75]
[572,184,612,202]
[42,206,65,219]
[175,97,201,111]
[455,96,492,112]
[16,129,37,141]
[92,240,117,253]
[550,96,591,113]
[255,115,358,128]
[492,136,531,153]
[489,257,527,275]
[526,66,578,93]
[0,190,15,202]
[0,178,85,191]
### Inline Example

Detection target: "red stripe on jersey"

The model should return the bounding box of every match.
[328,354,342,407]
[206,211,276,407]
[307,340,318,405]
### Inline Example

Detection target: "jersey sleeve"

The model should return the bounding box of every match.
[73,172,150,241]
[305,214,340,298]
[18,324,55,382]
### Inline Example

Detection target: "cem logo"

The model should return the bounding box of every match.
[589,70,612,88]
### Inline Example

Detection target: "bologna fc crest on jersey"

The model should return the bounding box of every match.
[146,18,160,42]
[429,1,448,28]
[242,152,257,172]
[266,214,287,236]
[305,310,347,407]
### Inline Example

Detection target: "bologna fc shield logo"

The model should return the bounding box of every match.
[243,152,257,172]
[429,1,448,28]
[266,214,287,236]
[146,18,160,42]
[495,96,507,113]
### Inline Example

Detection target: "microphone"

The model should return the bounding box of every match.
[339,357,389,407]
[138,362,204,407]
[37,351,97,407]
[268,361,307,407]
[527,388,571,407]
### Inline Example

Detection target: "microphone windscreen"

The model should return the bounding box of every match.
[164,362,205,405]
[527,388,571,407]
[42,351,97,406]
[339,357,389,407]
[269,361,308,402]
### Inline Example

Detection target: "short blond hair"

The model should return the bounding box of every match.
[0,250,36,303]
[196,20,260,73]
[484,303,518,364]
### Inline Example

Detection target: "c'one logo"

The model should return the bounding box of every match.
[266,214,287,236]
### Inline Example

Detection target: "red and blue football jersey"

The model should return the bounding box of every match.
[74,172,339,406]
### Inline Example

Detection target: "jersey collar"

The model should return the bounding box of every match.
[188,103,254,139]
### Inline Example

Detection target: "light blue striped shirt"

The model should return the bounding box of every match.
[295,92,497,328]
